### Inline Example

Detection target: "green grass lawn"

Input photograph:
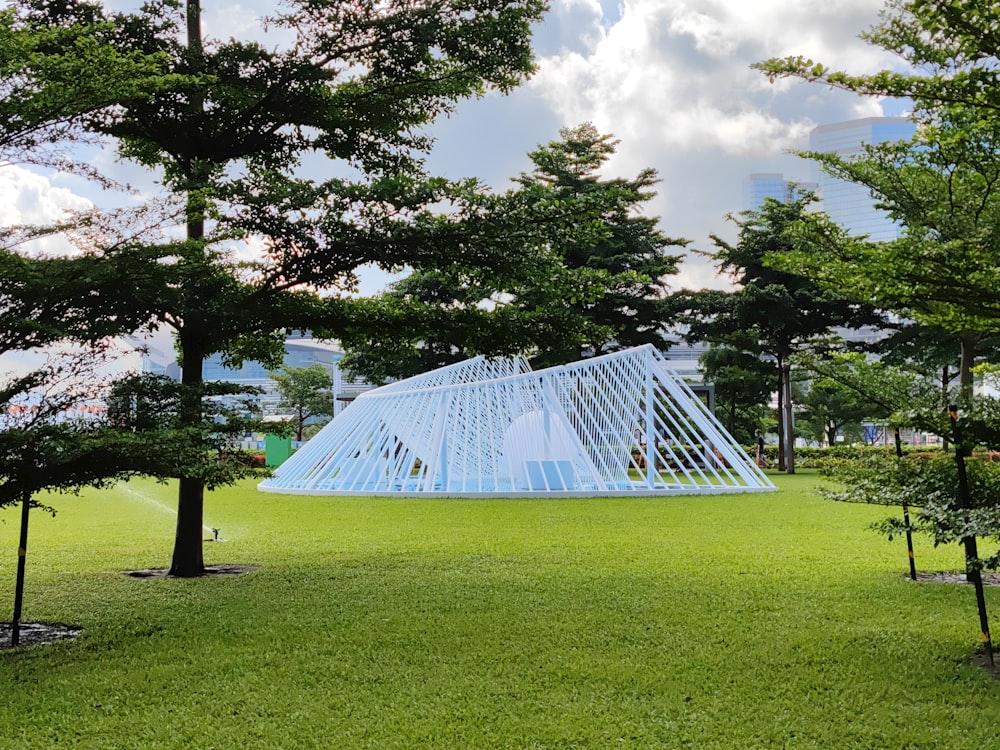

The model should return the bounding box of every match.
[0,471,998,749]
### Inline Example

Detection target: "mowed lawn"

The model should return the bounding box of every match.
[0,472,998,749]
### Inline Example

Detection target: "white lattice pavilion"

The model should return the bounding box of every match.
[257,345,775,497]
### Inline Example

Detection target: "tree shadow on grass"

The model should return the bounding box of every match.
[1,564,258,649]
[912,572,1000,680]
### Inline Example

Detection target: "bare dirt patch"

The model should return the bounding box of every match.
[0,622,81,649]
[913,571,1000,586]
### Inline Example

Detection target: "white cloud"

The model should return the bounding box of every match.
[668,2,740,58]
[511,0,899,288]
[0,166,93,256]
[0,166,91,227]
[533,0,892,154]
[539,0,608,55]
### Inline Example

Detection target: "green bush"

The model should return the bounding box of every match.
[746,443,949,469]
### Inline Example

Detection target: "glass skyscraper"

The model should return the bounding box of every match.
[808,116,916,242]
[741,173,818,212]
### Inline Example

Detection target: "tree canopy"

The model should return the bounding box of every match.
[756,0,1000,649]
[340,123,687,381]
[755,0,1000,118]
[697,342,773,445]
[0,3,179,169]
[764,111,1000,407]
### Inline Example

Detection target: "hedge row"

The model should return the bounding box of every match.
[749,443,951,469]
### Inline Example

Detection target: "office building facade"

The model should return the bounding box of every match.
[741,173,817,212]
[808,116,916,242]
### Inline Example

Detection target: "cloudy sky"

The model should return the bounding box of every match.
[3,0,907,293]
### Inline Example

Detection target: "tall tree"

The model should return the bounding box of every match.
[339,124,687,381]
[0,11,191,634]
[11,0,551,577]
[759,3,1000,370]
[780,113,1000,398]
[670,195,885,473]
[513,124,687,366]
[270,363,334,442]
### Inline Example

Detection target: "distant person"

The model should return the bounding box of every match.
[634,427,646,469]
[755,430,765,468]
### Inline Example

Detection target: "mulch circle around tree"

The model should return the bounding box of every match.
[1,565,258,650]
[122,563,259,579]
[912,571,1000,586]
[0,622,81,649]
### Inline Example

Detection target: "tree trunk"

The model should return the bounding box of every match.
[941,364,951,452]
[782,361,795,474]
[187,0,203,57]
[10,491,31,646]
[954,340,981,587]
[958,333,975,402]
[169,327,206,577]
[894,427,918,581]
[950,402,990,662]
[167,0,208,578]
[775,359,786,472]
[170,482,205,576]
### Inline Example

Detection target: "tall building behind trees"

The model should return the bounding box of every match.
[807,117,916,241]
[742,173,817,212]
[742,117,916,240]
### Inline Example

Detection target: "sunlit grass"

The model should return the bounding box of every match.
[0,471,997,749]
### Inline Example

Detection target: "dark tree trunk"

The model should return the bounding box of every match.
[169,326,206,577]
[170,480,205,576]
[10,491,31,646]
[894,427,918,581]
[956,337,980,586]
[941,364,951,452]
[167,0,208,578]
[958,333,975,402]
[949,404,992,664]
[782,361,795,474]
[775,358,786,472]
[949,334,979,583]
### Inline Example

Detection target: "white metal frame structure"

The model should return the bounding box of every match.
[258,345,775,497]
